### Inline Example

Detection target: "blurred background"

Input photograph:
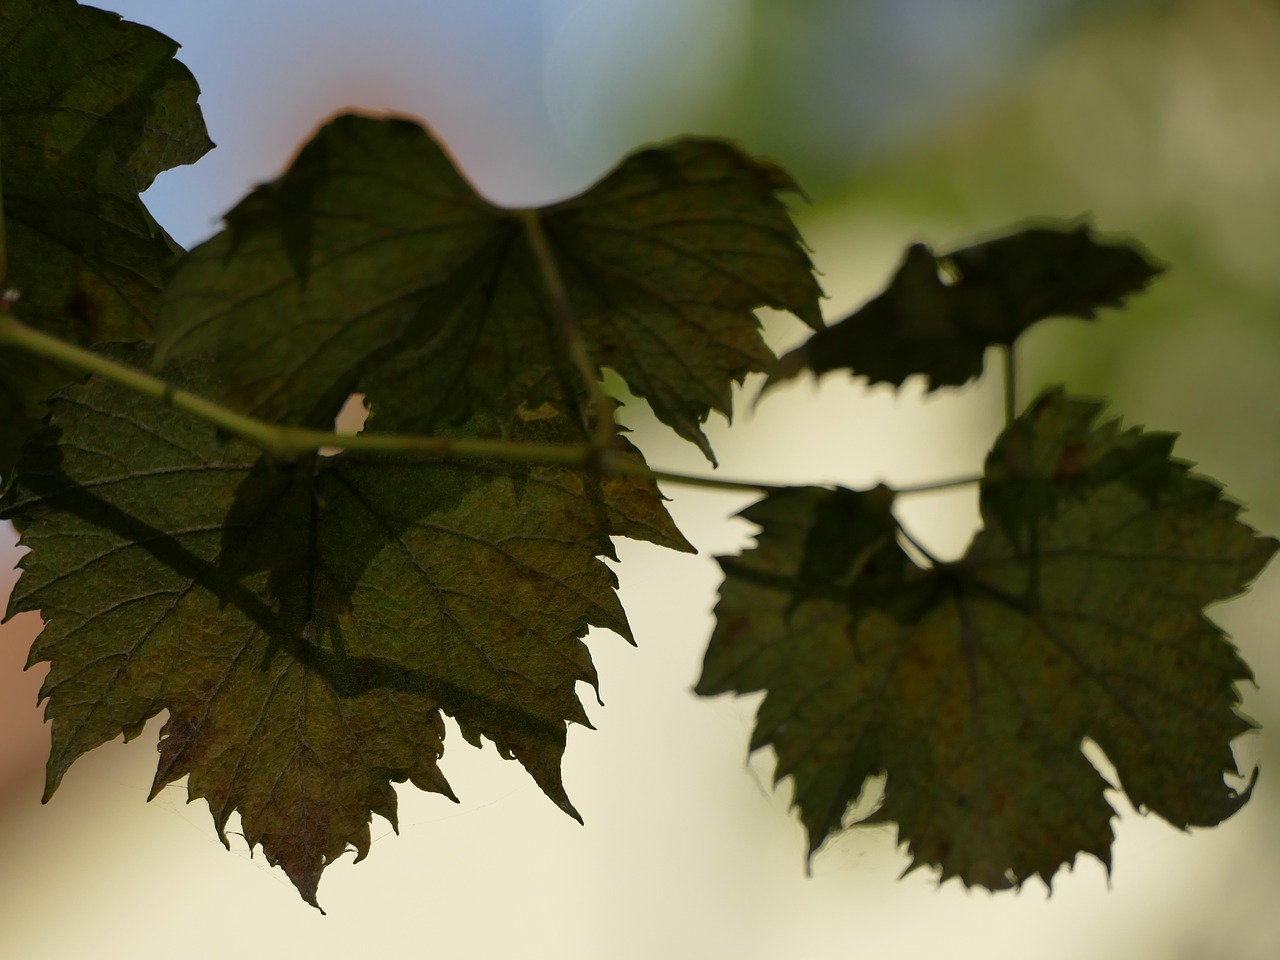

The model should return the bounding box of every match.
[3,0,1279,956]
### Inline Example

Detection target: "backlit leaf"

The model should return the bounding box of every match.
[154,114,823,461]
[699,390,1273,888]
[767,224,1161,394]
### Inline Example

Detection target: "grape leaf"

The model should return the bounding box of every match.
[698,390,1273,889]
[0,0,213,477]
[0,351,687,908]
[766,224,1161,394]
[153,113,823,461]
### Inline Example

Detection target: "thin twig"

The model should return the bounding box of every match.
[0,312,783,496]
[895,474,982,496]
[0,108,7,288]
[894,517,943,568]
[0,311,986,502]
[1002,343,1018,427]
[0,313,591,465]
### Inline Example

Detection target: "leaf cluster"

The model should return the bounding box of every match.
[0,1,1272,908]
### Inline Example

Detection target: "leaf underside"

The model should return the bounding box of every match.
[1,351,688,908]
[155,113,825,462]
[0,0,213,478]
[767,223,1162,395]
[699,390,1273,889]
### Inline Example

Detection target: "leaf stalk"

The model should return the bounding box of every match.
[1002,343,1018,426]
[519,209,616,453]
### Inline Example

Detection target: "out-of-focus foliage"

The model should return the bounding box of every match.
[701,391,1271,888]
[768,224,1161,391]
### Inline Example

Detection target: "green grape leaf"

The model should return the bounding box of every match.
[497,400,695,553]
[0,0,213,477]
[698,390,1273,889]
[154,114,823,461]
[767,224,1161,394]
[0,351,684,909]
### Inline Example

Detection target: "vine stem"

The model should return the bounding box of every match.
[0,310,981,500]
[519,209,616,452]
[894,518,943,569]
[895,474,981,495]
[1002,342,1018,426]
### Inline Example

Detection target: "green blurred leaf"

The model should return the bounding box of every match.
[699,390,1272,888]
[0,349,684,908]
[155,114,823,461]
[767,224,1161,394]
[0,0,213,477]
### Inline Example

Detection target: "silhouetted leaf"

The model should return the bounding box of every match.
[0,0,213,477]
[155,114,823,461]
[0,350,684,908]
[767,224,1161,393]
[699,390,1272,888]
